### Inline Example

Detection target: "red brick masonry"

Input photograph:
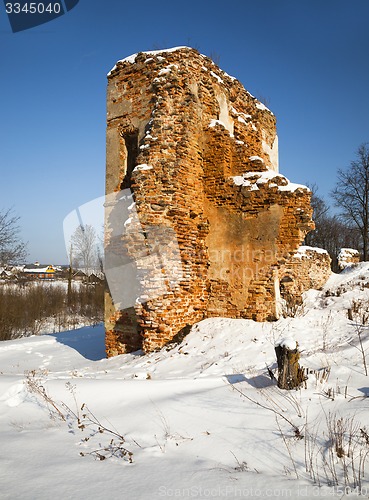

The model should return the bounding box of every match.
[105,47,315,356]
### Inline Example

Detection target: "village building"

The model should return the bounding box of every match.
[22,264,56,280]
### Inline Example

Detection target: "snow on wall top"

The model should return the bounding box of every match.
[112,46,190,67]
[108,46,205,76]
[338,247,360,270]
[107,46,274,119]
[293,246,329,259]
[338,248,360,259]
[232,169,309,193]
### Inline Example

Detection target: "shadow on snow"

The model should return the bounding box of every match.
[47,323,106,361]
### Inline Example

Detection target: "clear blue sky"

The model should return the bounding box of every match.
[1,0,369,264]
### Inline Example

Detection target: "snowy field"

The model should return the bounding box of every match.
[1,265,369,499]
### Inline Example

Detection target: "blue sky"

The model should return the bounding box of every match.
[1,0,369,264]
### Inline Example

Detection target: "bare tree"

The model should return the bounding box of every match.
[70,224,97,277]
[331,143,369,260]
[0,208,27,266]
[318,216,360,272]
[96,224,104,273]
[304,185,360,271]
[304,183,330,248]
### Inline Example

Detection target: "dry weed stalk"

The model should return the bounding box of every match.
[24,371,133,462]
[304,409,369,489]
[347,299,369,376]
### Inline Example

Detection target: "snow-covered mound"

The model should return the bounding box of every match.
[1,264,369,498]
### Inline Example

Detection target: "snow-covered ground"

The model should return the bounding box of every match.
[1,265,369,499]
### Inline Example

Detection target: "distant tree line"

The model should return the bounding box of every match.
[304,184,361,272]
[304,143,369,271]
[0,213,105,342]
[0,282,104,341]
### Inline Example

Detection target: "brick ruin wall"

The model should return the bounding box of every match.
[337,248,360,270]
[105,47,315,356]
[279,246,332,302]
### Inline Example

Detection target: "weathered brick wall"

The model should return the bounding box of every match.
[337,248,360,270]
[105,47,315,356]
[279,246,332,301]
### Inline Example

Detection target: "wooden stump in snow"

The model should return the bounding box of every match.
[275,338,305,390]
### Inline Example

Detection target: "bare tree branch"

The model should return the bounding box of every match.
[70,224,97,276]
[331,143,369,260]
[0,208,27,266]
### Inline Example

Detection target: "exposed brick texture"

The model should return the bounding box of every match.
[279,246,332,301]
[105,47,315,356]
[337,248,360,270]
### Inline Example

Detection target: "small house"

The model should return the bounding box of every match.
[0,268,12,280]
[23,264,56,280]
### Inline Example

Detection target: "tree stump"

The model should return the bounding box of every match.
[275,339,305,390]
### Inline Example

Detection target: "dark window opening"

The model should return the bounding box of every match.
[280,276,293,284]
[121,131,139,189]
[279,275,294,298]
